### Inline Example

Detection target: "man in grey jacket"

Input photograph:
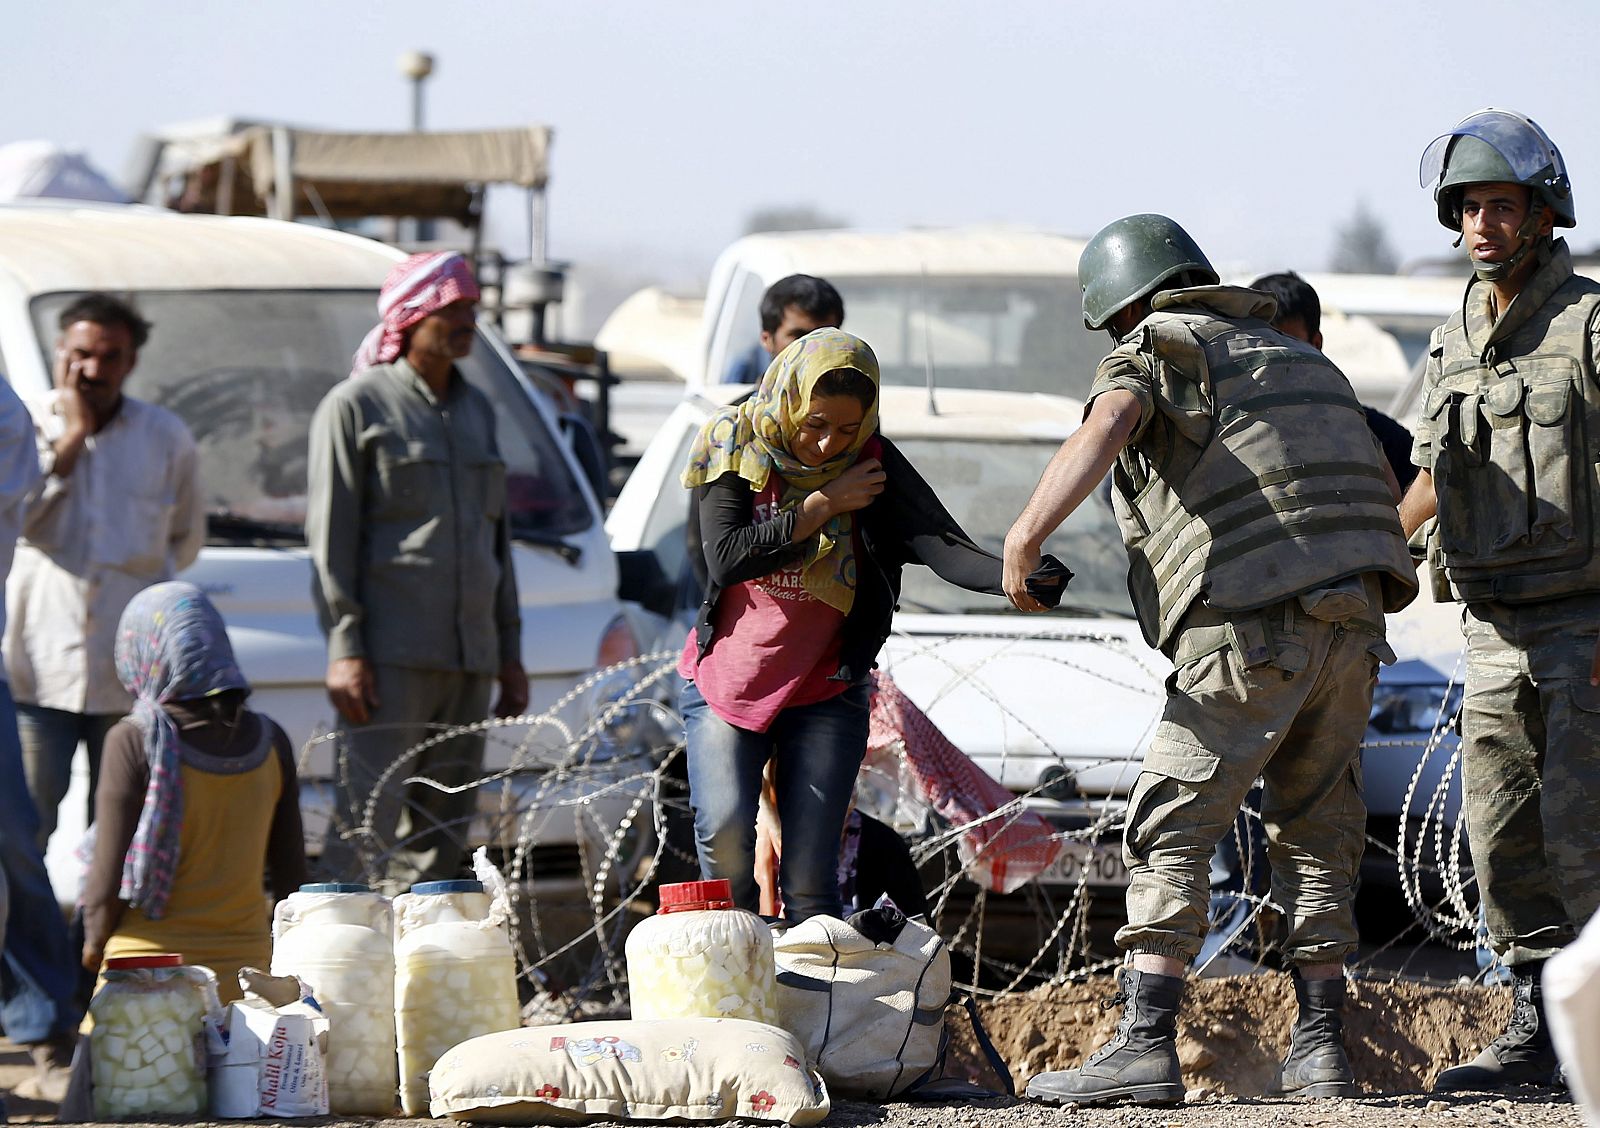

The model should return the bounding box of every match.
[308,252,527,888]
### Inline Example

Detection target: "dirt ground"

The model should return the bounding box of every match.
[2,976,1579,1128]
[959,973,1514,1095]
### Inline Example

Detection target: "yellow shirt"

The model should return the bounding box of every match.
[102,745,281,1004]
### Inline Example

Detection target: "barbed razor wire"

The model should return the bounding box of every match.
[298,624,1483,1017]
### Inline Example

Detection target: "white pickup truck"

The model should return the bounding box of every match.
[0,202,667,898]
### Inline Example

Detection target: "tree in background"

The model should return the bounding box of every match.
[1329,201,1400,274]
[742,204,849,236]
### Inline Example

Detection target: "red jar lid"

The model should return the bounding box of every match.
[105,954,184,970]
[658,879,734,914]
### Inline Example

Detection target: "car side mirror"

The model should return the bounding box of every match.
[615,549,676,618]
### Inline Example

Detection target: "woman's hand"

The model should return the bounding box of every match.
[820,458,886,514]
[793,459,886,542]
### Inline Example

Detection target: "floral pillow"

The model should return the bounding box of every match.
[428,1018,829,1125]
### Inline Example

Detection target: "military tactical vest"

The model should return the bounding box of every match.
[1425,258,1600,604]
[1108,294,1418,652]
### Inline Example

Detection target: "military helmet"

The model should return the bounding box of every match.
[1420,108,1574,230]
[1079,214,1219,330]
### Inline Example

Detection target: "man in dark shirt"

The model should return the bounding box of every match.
[1250,272,1418,492]
[721,275,846,384]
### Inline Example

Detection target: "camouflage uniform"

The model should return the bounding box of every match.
[1025,218,1411,1108]
[1095,286,1417,965]
[1119,587,1393,963]
[1413,239,1600,967]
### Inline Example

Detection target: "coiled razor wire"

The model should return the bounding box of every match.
[297,627,1482,1014]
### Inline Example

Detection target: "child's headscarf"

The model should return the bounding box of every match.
[682,328,881,613]
[109,581,251,917]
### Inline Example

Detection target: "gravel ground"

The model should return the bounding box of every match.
[832,1091,1579,1127]
[3,975,1583,1128]
[0,1093,1579,1128]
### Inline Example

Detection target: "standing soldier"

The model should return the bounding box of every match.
[1005,214,1417,1105]
[1402,109,1600,1091]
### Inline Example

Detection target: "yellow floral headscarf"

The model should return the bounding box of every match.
[682,328,881,613]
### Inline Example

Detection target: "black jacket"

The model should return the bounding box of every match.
[687,436,1004,684]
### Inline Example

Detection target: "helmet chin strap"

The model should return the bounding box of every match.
[1472,212,1550,283]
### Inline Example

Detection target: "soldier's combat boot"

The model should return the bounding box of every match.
[1434,962,1558,1091]
[1275,969,1358,1098]
[1026,968,1185,1106]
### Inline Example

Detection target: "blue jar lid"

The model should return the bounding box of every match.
[410,879,484,895]
[298,882,372,893]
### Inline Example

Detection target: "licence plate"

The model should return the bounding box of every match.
[1038,841,1131,887]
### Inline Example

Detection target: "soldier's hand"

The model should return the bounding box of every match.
[327,657,379,724]
[495,661,530,718]
[1003,530,1046,613]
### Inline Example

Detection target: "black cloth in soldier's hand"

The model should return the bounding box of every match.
[1025,554,1073,609]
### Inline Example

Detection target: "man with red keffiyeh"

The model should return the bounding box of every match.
[307,252,527,887]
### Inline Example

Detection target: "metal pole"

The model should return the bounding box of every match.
[271,125,293,222]
[399,51,436,245]
[531,187,548,264]
[413,77,434,244]
[217,156,236,216]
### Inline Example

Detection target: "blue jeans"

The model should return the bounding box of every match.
[682,679,870,923]
[0,682,81,1043]
[16,704,120,852]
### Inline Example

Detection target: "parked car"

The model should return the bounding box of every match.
[0,201,666,897]
[607,384,1465,903]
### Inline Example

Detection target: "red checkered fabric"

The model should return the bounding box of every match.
[867,671,1062,893]
[350,251,481,377]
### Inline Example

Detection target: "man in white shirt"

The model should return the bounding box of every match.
[3,293,203,850]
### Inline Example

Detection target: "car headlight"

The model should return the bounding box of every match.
[1369,683,1462,735]
[597,613,641,668]
[588,613,671,758]
[591,667,648,752]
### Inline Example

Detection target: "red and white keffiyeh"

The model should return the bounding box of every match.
[867,671,1064,893]
[350,251,481,377]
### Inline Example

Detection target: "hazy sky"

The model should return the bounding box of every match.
[6,0,1597,286]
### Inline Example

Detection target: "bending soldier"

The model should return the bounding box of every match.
[1005,214,1416,1105]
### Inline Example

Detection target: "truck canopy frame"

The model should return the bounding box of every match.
[127,121,554,258]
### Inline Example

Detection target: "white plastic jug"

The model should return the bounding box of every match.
[625,879,778,1023]
[271,882,397,1114]
[393,878,520,1116]
[89,954,214,1118]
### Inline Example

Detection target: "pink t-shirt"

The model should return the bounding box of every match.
[678,473,853,732]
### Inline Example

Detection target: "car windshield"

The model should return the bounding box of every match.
[30,290,592,545]
[891,436,1134,618]
[827,275,1106,400]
